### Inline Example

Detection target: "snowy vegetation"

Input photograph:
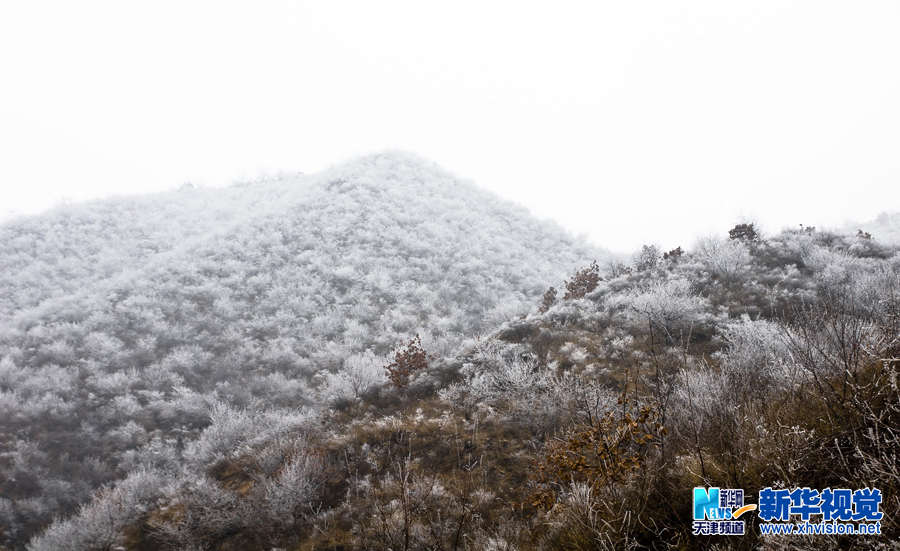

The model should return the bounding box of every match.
[0,153,602,547]
[844,211,900,246]
[2,157,898,550]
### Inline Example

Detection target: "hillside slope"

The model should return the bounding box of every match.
[0,177,304,319]
[25,224,900,551]
[0,152,604,547]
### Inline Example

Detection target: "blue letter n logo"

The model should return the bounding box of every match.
[694,487,722,520]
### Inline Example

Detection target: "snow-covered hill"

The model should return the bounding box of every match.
[0,152,605,546]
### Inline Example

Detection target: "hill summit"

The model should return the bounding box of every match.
[0,152,604,545]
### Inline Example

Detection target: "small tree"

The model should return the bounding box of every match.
[538,286,558,313]
[634,245,660,272]
[384,335,429,389]
[564,261,601,300]
[728,223,759,242]
[663,246,683,261]
[605,260,632,278]
[694,236,751,281]
[531,397,663,511]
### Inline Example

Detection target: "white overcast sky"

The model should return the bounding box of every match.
[1,1,898,252]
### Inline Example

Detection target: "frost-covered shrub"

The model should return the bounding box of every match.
[182,402,315,467]
[633,244,661,272]
[146,435,325,549]
[801,244,859,275]
[0,355,23,391]
[548,371,619,424]
[559,341,589,364]
[317,350,386,404]
[668,362,737,461]
[605,259,633,278]
[693,236,751,280]
[28,468,164,551]
[149,475,244,549]
[716,316,797,394]
[614,277,708,340]
[442,342,551,408]
[674,363,730,420]
[441,340,615,429]
[440,341,554,414]
[261,450,324,530]
[672,317,795,440]
[849,262,900,326]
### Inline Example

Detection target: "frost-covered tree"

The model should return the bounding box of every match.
[261,451,323,530]
[693,235,751,280]
[318,350,386,403]
[28,468,164,551]
[633,244,661,272]
[618,277,708,341]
